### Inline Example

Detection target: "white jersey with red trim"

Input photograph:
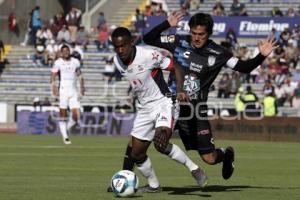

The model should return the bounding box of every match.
[52,57,80,89]
[114,45,173,109]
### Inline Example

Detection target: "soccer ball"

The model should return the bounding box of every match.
[111,170,139,197]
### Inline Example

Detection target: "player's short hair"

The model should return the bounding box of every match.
[188,13,214,35]
[61,44,70,51]
[111,27,132,40]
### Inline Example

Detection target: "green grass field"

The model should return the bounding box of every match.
[0,134,299,200]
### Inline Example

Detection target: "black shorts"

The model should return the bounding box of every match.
[175,104,215,155]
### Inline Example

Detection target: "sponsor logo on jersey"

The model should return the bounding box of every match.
[208,56,216,66]
[207,48,220,55]
[190,62,203,73]
[197,129,210,135]
[183,51,190,59]
[167,35,175,43]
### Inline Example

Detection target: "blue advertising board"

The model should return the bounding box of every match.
[145,16,300,38]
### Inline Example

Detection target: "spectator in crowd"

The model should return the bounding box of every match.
[143,5,153,16]
[131,8,146,35]
[0,39,8,76]
[226,28,238,50]
[274,83,287,107]
[283,78,297,107]
[180,5,190,17]
[263,79,275,96]
[279,28,291,47]
[21,13,32,46]
[97,12,106,30]
[271,28,281,41]
[217,72,230,98]
[271,6,283,17]
[229,71,241,96]
[190,0,200,10]
[31,6,42,45]
[8,12,20,38]
[262,90,277,117]
[56,25,71,44]
[36,26,53,45]
[291,65,300,82]
[42,97,51,106]
[45,39,59,66]
[32,43,47,67]
[155,4,167,16]
[274,58,290,85]
[49,18,61,38]
[70,42,84,62]
[213,0,225,16]
[230,0,246,16]
[286,8,296,17]
[242,85,260,117]
[234,86,245,115]
[292,81,300,110]
[96,24,109,51]
[65,7,82,42]
[33,97,41,111]
[76,26,89,50]
[103,57,115,84]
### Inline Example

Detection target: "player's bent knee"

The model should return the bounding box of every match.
[201,153,217,165]
[153,129,169,154]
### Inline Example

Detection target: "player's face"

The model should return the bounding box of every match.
[190,25,209,49]
[61,47,70,59]
[112,36,133,62]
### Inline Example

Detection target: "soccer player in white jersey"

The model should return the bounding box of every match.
[111,27,207,192]
[50,45,85,145]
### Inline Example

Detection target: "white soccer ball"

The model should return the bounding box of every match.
[111,170,139,197]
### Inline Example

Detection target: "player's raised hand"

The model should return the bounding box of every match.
[177,92,190,102]
[258,35,279,57]
[167,11,184,27]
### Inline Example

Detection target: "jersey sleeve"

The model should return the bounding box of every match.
[150,49,173,71]
[143,20,177,53]
[51,60,60,73]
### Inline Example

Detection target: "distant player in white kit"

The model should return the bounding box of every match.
[50,45,85,145]
[111,27,207,192]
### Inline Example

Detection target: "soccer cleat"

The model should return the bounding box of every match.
[107,186,113,192]
[137,185,162,193]
[222,146,235,180]
[191,168,208,187]
[63,138,72,145]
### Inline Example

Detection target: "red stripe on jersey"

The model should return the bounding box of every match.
[151,69,159,77]
[165,59,174,71]
[170,117,174,129]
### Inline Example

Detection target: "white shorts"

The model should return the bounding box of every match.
[59,87,80,109]
[131,98,174,141]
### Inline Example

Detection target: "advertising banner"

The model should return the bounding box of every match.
[145,16,300,38]
[17,111,135,135]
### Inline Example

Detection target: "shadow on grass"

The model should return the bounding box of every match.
[162,185,285,196]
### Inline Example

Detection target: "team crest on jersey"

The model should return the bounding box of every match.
[208,56,216,66]
[167,35,175,43]
[152,51,159,61]
[137,65,144,71]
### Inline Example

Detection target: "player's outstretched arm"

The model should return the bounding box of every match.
[229,36,278,74]
[143,12,181,50]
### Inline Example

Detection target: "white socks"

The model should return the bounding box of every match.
[136,157,159,188]
[168,144,199,172]
[59,120,68,140]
